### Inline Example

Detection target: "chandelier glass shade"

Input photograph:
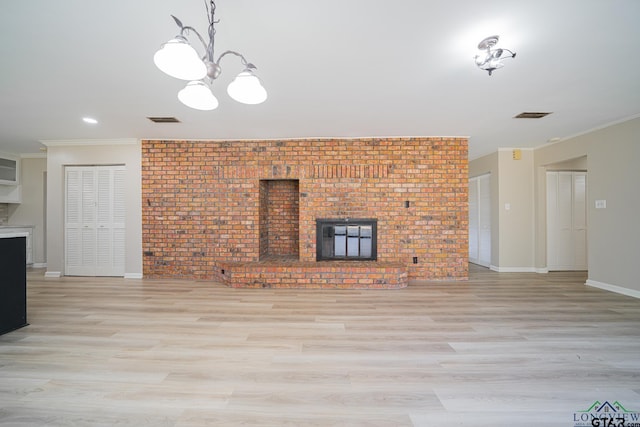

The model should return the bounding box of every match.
[154,1,267,110]
[178,81,219,111]
[227,69,268,105]
[153,36,207,81]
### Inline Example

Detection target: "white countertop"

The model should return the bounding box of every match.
[0,225,34,229]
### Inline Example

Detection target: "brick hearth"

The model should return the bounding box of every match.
[217,256,408,289]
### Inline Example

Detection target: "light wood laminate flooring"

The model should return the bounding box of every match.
[1,266,639,426]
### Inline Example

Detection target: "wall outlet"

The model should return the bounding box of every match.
[595,200,607,209]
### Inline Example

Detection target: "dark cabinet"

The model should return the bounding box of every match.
[0,236,27,335]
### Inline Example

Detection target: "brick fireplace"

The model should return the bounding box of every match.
[141,137,468,287]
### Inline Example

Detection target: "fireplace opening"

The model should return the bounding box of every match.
[316,219,377,261]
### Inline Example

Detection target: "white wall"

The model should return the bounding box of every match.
[45,140,142,278]
[8,156,47,265]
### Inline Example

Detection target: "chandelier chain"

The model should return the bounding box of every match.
[205,0,218,63]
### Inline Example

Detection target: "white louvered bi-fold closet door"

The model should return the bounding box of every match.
[546,171,587,271]
[65,166,125,276]
[468,174,492,267]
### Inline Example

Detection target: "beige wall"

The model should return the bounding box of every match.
[545,156,587,171]
[471,116,640,297]
[469,149,536,271]
[45,141,142,277]
[497,148,535,271]
[536,117,640,296]
[8,156,47,265]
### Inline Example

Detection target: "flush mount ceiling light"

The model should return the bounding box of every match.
[474,35,516,76]
[154,0,267,111]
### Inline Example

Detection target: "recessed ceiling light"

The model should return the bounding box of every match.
[83,117,98,124]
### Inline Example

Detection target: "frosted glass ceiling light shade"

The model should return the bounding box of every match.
[227,69,268,105]
[155,1,267,110]
[154,36,207,81]
[178,81,219,110]
[474,35,516,76]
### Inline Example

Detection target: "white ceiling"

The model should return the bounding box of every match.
[1,0,639,160]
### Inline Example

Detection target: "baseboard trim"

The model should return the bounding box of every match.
[44,271,143,279]
[490,265,537,273]
[535,267,549,274]
[32,263,47,269]
[586,279,640,299]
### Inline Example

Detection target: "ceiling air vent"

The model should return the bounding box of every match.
[147,116,181,123]
[514,112,552,119]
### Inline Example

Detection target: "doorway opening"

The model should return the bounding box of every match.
[546,170,587,271]
[546,156,588,272]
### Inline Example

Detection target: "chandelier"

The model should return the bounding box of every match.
[474,35,516,76]
[153,0,267,110]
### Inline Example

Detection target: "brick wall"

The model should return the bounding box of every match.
[142,137,468,280]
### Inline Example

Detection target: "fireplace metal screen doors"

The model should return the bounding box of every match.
[316,219,377,261]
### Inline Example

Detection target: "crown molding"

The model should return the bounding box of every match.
[40,138,139,147]
[20,153,47,159]
[497,147,534,152]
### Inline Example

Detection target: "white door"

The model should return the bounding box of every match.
[469,174,491,267]
[65,166,125,276]
[546,171,587,271]
[469,179,479,261]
